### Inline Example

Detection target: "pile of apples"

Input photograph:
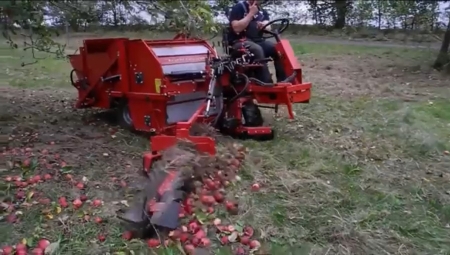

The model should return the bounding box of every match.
[1,239,51,255]
[121,143,263,254]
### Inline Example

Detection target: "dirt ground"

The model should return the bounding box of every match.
[1,33,450,255]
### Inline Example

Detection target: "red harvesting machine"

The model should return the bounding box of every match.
[68,18,311,164]
[68,19,311,232]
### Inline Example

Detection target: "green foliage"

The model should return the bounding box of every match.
[0,0,219,60]
[0,0,449,65]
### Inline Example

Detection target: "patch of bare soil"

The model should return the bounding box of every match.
[0,88,143,177]
[302,54,450,100]
[0,86,266,254]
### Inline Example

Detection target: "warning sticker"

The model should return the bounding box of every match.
[154,79,161,93]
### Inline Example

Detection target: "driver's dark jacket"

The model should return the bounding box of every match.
[228,2,270,43]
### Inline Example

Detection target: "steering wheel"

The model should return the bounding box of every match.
[259,18,290,41]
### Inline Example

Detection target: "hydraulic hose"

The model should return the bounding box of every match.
[248,71,297,86]
[213,73,250,127]
[228,73,250,104]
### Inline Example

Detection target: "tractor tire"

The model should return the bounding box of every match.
[117,102,134,131]
[241,101,263,127]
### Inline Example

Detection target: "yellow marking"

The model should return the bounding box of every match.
[154,79,161,93]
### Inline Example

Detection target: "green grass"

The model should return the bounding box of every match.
[1,36,450,254]
[238,94,450,254]
[0,46,71,88]
[292,41,436,58]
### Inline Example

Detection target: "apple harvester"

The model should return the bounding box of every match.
[68,18,311,236]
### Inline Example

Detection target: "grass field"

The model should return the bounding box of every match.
[1,34,450,255]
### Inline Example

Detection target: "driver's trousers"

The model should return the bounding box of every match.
[232,40,286,83]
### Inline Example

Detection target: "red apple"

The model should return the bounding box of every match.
[184,244,195,254]
[251,183,260,192]
[31,248,44,255]
[243,226,254,237]
[147,238,160,248]
[72,199,83,209]
[240,236,250,245]
[37,239,50,250]
[1,246,13,255]
[249,240,261,249]
[122,231,133,240]
[200,237,211,247]
[97,234,106,242]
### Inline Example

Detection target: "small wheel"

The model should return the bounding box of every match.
[241,101,263,127]
[117,102,134,131]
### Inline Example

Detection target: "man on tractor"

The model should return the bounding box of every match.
[227,0,287,84]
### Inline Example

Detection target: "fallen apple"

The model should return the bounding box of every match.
[240,236,250,245]
[249,240,261,249]
[37,239,50,250]
[184,244,195,254]
[191,237,200,246]
[220,236,229,245]
[38,198,51,205]
[6,213,18,223]
[243,226,254,237]
[97,234,106,242]
[251,183,260,192]
[94,216,102,224]
[122,231,133,240]
[15,190,25,200]
[58,197,68,208]
[200,237,211,247]
[31,247,44,255]
[213,192,224,203]
[206,207,214,214]
[235,246,245,255]
[188,221,200,233]
[75,182,84,190]
[72,199,83,209]
[1,246,13,255]
[179,233,190,243]
[15,250,27,255]
[32,175,41,183]
[225,201,234,210]
[22,159,31,167]
[15,244,27,252]
[200,196,216,206]
[92,199,102,207]
[147,238,160,248]
[194,229,206,239]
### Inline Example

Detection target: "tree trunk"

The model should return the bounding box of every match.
[334,0,347,29]
[377,10,381,30]
[433,19,450,70]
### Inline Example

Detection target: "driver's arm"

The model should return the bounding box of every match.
[260,10,271,31]
[230,4,253,33]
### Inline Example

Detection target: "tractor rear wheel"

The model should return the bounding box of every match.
[117,102,134,131]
